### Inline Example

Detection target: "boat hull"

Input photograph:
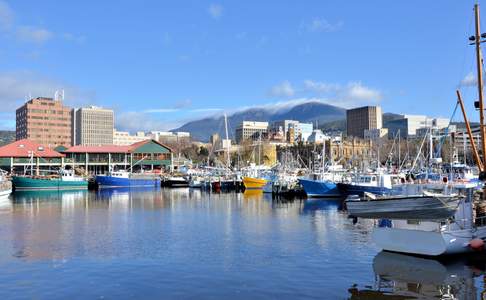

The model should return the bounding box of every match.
[372,226,484,256]
[242,177,267,190]
[0,188,11,199]
[346,195,460,220]
[96,175,160,188]
[337,182,391,196]
[298,179,340,197]
[12,176,88,191]
[164,179,189,187]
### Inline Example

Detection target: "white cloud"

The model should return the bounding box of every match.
[341,81,382,101]
[303,80,339,93]
[116,111,183,132]
[267,80,382,108]
[143,108,179,113]
[208,3,223,19]
[268,81,295,98]
[190,108,223,113]
[0,2,83,45]
[460,72,477,87]
[174,99,192,108]
[62,33,86,44]
[302,18,343,33]
[0,0,14,30]
[0,71,95,112]
[16,26,53,44]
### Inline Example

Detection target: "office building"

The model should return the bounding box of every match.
[346,106,382,138]
[149,131,191,145]
[16,97,72,148]
[113,130,149,146]
[235,121,268,143]
[73,106,114,146]
[386,115,450,138]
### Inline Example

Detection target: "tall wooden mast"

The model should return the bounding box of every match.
[474,4,486,168]
[457,90,483,171]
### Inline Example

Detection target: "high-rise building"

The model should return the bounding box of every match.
[73,106,114,145]
[235,121,268,143]
[16,97,72,148]
[346,106,382,138]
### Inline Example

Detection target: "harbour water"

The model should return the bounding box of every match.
[0,189,485,299]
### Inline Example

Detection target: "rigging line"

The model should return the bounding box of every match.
[435,101,459,158]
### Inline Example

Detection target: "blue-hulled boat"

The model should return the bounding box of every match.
[95,170,161,188]
[337,173,395,196]
[298,178,340,197]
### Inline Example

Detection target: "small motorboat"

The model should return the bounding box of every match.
[346,191,463,220]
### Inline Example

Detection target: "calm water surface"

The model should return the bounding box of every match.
[0,188,485,299]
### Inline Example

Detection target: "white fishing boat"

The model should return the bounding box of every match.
[346,191,463,220]
[0,170,12,199]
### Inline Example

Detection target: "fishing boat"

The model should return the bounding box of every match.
[242,176,267,190]
[337,172,397,196]
[162,176,189,187]
[298,178,340,197]
[0,170,12,199]
[95,170,161,188]
[346,191,462,220]
[12,169,88,191]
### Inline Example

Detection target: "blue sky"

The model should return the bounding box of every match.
[0,0,483,131]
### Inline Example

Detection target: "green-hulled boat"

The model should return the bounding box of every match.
[12,169,88,191]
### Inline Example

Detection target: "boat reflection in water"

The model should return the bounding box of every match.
[12,190,89,204]
[301,198,342,213]
[349,251,486,299]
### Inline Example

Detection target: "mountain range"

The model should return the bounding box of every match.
[172,101,347,142]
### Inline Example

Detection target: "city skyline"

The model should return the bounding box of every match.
[0,0,482,132]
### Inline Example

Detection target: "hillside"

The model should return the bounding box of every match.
[173,101,346,141]
[0,131,15,146]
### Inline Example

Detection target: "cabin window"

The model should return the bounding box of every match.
[407,220,420,225]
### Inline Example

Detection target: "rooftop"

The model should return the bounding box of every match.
[0,139,64,158]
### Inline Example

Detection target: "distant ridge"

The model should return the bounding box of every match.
[172,101,346,142]
[0,131,15,146]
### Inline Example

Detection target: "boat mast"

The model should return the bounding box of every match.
[398,129,401,169]
[457,90,483,170]
[224,113,230,169]
[473,4,486,174]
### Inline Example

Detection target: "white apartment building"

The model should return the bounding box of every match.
[73,106,114,146]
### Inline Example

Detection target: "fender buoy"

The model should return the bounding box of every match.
[469,238,485,250]
[442,177,448,183]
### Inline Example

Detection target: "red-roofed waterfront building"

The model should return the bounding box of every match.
[0,139,64,173]
[0,139,173,175]
[61,139,173,174]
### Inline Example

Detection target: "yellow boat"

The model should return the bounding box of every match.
[242,176,267,190]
